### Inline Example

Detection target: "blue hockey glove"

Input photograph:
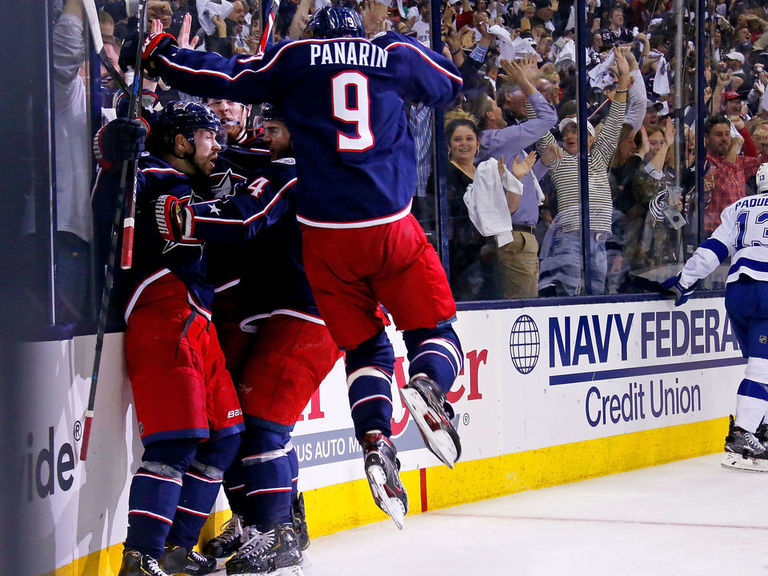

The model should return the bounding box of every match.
[659,274,695,306]
[141,32,177,77]
[93,117,149,172]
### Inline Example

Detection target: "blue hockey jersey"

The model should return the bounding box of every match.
[186,158,323,326]
[152,31,463,227]
[92,155,214,321]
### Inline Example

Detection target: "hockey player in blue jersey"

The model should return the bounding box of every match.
[661,163,768,472]
[97,101,321,574]
[156,103,341,576]
[92,102,246,576]
[142,5,466,528]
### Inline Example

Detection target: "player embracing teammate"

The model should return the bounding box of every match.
[141,4,465,532]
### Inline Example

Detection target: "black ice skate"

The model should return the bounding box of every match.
[161,544,216,575]
[117,549,171,576]
[756,420,768,449]
[225,523,303,576]
[722,415,768,472]
[204,513,244,559]
[362,432,408,529]
[399,374,462,468]
[291,493,310,551]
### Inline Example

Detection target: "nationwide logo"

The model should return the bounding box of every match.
[509,314,540,374]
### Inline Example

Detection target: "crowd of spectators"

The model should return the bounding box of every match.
[47,0,768,316]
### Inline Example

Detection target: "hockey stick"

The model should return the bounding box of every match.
[80,0,148,462]
[82,0,131,95]
[119,0,149,270]
[257,0,281,55]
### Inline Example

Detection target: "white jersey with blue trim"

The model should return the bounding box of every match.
[680,193,768,289]
[153,31,463,228]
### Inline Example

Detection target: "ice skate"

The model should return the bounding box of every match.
[161,544,216,575]
[756,420,768,449]
[291,493,310,551]
[362,432,408,529]
[225,523,303,576]
[399,374,461,468]
[117,549,171,576]
[205,513,244,559]
[721,416,768,472]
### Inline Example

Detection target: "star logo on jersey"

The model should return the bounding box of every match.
[208,204,221,215]
[209,168,247,199]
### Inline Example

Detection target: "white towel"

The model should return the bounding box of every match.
[588,51,616,90]
[463,159,522,247]
[196,0,234,36]
[653,55,670,96]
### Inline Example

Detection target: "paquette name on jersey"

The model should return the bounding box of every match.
[309,42,389,68]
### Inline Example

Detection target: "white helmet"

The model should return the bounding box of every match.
[758,162,768,194]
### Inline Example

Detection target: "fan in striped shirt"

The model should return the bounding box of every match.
[536,46,630,297]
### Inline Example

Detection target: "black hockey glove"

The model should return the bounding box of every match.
[141,32,177,77]
[155,195,186,242]
[659,274,696,307]
[93,117,149,172]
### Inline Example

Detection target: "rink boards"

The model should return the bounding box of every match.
[21,298,741,575]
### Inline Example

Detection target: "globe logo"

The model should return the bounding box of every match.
[509,315,540,374]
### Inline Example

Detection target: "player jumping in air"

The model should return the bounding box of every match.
[142,5,466,529]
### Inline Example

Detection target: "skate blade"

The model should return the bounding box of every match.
[233,566,304,576]
[299,549,312,569]
[367,465,406,529]
[721,452,768,472]
[271,566,304,576]
[400,388,458,468]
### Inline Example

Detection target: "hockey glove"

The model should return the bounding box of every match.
[155,195,186,242]
[93,117,149,172]
[141,32,177,77]
[659,274,695,307]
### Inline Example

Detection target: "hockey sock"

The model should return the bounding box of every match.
[125,439,198,559]
[735,378,768,433]
[403,326,463,395]
[286,441,299,502]
[345,331,395,443]
[241,425,293,530]
[167,434,240,549]
[223,456,248,517]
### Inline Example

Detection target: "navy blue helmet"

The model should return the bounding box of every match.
[259,102,285,122]
[152,101,224,152]
[308,6,365,39]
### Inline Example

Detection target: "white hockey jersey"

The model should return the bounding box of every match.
[680,193,768,289]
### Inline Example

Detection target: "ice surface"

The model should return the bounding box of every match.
[303,454,768,576]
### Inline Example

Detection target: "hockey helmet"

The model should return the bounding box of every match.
[307,6,365,39]
[152,101,225,153]
[259,102,285,122]
[758,162,768,194]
